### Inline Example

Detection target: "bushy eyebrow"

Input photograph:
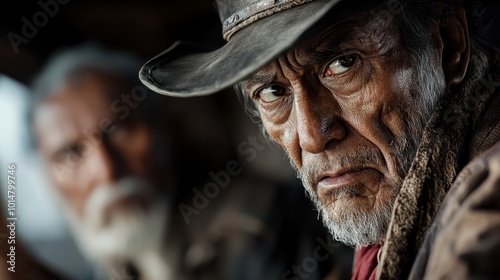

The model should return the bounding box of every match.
[305,17,369,65]
[241,72,276,87]
[305,45,346,66]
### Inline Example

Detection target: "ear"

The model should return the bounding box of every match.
[438,8,470,88]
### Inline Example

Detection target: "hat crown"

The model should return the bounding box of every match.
[215,0,256,24]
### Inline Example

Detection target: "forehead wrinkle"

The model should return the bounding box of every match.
[356,11,399,56]
[246,72,276,86]
[274,49,306,76]
[241,63,277,87]
[310,17,366,50]
[299,15,373,66]
[291,48,307,71]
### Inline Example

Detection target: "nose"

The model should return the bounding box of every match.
[87,142,116,187]
[294,85,347,154]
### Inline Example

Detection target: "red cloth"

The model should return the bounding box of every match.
[352,244,381,280]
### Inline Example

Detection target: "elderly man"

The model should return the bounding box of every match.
[31,45,180,280]
[31,44,341,280]
[139,0,500,279]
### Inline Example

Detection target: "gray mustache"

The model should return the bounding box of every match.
[299,148,383,187]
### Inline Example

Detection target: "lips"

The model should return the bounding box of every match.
[100,192,153,224]
[317,167,378,190]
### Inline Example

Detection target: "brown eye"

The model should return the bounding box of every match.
[257,85,288,103]
[325,54,358,76]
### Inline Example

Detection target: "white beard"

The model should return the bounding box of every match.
[63,177,173,280]
[306,180,398,248]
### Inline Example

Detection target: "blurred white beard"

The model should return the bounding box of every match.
[63,177,173,280]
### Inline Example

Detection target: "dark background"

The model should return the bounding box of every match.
[0,0,225,85]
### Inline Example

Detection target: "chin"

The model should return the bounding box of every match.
[309,181,399,248]
[65,177,170,267]
[82,201,168,264]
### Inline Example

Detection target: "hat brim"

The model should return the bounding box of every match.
[140,0,383,97]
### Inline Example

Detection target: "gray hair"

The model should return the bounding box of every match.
[31,43,142,107]
[395,0,487,55]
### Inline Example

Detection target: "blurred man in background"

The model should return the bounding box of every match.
[31,44,179,279]
[30,44,346,280]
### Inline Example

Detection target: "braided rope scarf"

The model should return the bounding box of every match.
[377,45,500,279]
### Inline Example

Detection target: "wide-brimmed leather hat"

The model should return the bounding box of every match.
[139,0,385,97]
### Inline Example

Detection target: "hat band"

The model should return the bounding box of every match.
[222,0,316,41]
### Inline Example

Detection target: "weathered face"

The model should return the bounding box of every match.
[241,12,444,247]
[34,72,171,265]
